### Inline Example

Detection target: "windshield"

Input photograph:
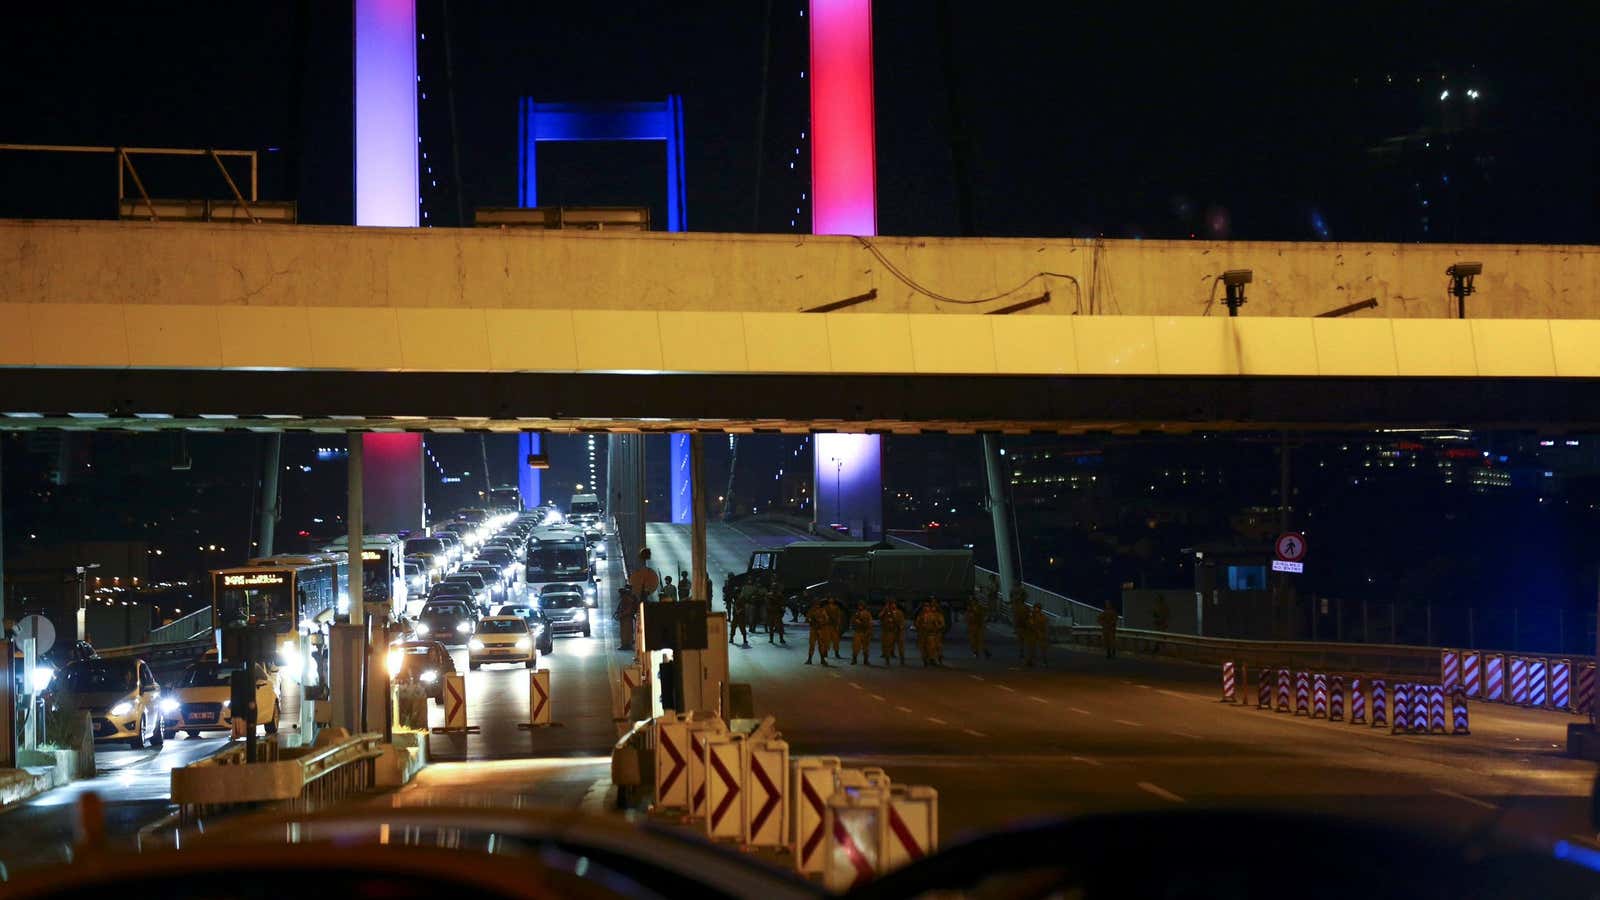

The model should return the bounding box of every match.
[477,619,527,634]
[421,603,468,617]
[542,594,585,609]
[58,659,137,693]
[527,543,587,578]
[405,538,448,557]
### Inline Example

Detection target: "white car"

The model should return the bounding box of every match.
[49,657,166,750]
[468,616,537,670]
[162,660,280,738]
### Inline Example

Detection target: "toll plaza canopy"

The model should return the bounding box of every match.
[3,219,1600,433]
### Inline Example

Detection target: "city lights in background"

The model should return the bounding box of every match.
[809,0,876,236]
[354,0,419,227]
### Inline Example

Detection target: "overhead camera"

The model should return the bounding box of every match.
[1220,269,1253,316]
[1446,262,1483,319]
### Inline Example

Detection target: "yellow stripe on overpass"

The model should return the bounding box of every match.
[2,303,1599,379]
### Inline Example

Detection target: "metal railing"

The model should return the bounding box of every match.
[97,636,212,670]
[173,732,383,825]
[1060,624,1597,678]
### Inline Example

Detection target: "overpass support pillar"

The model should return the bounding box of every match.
[982,434,1017,603]
[690,434,709,602]
[608,434,646,568]
[256,434,282,557]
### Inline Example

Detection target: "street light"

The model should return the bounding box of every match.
[829,456,844,525]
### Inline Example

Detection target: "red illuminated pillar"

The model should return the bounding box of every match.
[809,0,877,236]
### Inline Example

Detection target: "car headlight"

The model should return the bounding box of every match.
[468,639,485,651]
[30,666,54,693]
[456,621,472,634]
[279,640,301,672]
[109,701,133,718]
[420,670,438,684]
[515,637,532,650]
[584,583,596,597]
[159,697,180,714]
[578,608,589,621]
[415,622,430,634]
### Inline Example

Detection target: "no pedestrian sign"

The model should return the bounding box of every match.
[1275,532,1307,563]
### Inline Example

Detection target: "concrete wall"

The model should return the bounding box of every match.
[4,219,1598,320]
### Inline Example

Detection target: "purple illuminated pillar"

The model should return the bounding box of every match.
[810,1,882,534]
[355,0,419,228]
[517,433,542,510]
[813,434,882,539]
[362,434,425,534]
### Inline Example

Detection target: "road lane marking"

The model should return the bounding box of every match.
[1171,730,1201,740]
[829,672,842,678]
[871,694,886,701]
[1138,781,1186,803]
[895,705,914,714]
[1157,689,1192,700]
[996,685,1017,693]
[1071,755,1102,767]
[1029,696,1049,704]
[1114,719,1144,727]
[926,716,948,725]
[1069,707,1091,716]
[968,675,985,682]
[962,728,987,738]
[1137,684,1153,689]
[849,682,863,689]
[1432,788,1498,810]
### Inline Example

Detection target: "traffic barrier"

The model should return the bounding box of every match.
[1295,671,1310,716]
[1221,661,1237,703]
[823,787,887,892]
[1579,663,1596,718]
[1329,675,1345,722]
[1409,684,1428,733]
[1258,668,1271,709]
[861,766,891,792]
[704,732,747,841]
[431,672,472,734]
[1484,653,1505,702]
[1551,659,1573,712]
[1509,656,1529,706]
[1370,679,1387,728]
[1311,673,1328,719]
[793,756,842,875]
[1391,682,1409,734]
[883,785,939,872]
[744,738,789,847]
[1428,684,1447,734]
[686,719,726,820]
[654,714,691,811]
[616,663,644,720]
[1350,677,1366,724]
[1441,649,1460,692]
[1276,668,1291,713]
[1527,658,1548,708]
[1451,689,1470,735]
[528,669,551,727]
[1462,651,1482,699]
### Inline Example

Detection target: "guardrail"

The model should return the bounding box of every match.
[172,731,384,825]
[97,636,212,670]
[149,607,213,644]
[1060,624,1597,678]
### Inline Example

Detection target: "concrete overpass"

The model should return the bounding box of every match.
[4,219,1600,433]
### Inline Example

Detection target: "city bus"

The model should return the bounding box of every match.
[321,533,408,621]
[526,535,597,606]
[210,554,348,636]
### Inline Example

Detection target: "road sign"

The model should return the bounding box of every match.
[16,616,55,656]
[1274,532,1307,562]
[1271,560,1304,574]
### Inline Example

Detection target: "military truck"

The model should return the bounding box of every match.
[726,541,888,616]
[826,549,975,629]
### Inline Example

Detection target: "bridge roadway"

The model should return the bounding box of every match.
[2,523,1593,877]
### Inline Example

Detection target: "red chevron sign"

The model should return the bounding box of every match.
[708,744,741,828]
[691,732,708,812]
[530,672,548,722]
[888,804,925,860]
[748,753,780,837]
[801,776,827,862]
[833,817,876,887]
[658,728,686,797]
[445,676,465,727]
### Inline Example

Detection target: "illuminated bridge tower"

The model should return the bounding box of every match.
[354,0,426,533]
[809,0,884,538]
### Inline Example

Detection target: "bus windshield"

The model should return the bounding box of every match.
[218,584,292,628]
[527,543,587,579]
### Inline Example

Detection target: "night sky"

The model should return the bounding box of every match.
[2,2,1593,241]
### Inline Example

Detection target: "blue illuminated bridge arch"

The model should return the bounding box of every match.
[517,97,688,233]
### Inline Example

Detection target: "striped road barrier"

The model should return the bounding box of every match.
[1312,673,1329,719]
[1391,683,1409,735]
[1462,651,1482,699]
[1351,677,1367,725]
[1441,649,1460,692]
[1330,675,1345,722]
[1371,679,1388,728]
[1485,653,1505,702]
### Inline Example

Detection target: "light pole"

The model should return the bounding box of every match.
[830,457,843,526]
